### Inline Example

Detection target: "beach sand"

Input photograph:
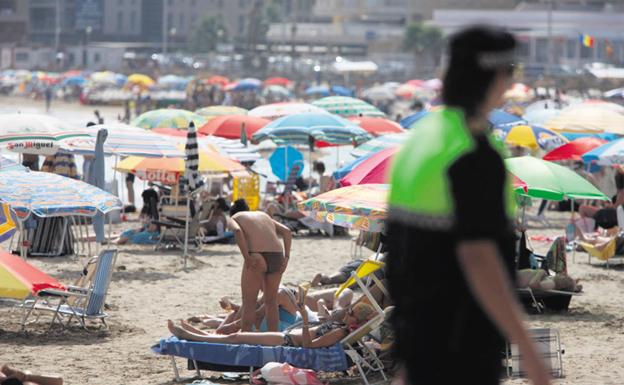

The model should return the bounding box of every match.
[1,98,623,384]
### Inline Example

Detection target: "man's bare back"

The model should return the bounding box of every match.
[231,211,282,253]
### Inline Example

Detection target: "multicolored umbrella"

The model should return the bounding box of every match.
[312,96,385,118]
[203,75,229,87]
[492,124,568,150]
[226,78,262,91]
[0,114,88,155]
[198,136,262,164]
[0,171,122,219]
[582,138,624,166]
[195,106,248,118]
[252,113,371,146]
[543,137,607,162]
[350,133,408,158]
[340,147,397,186]
[151,127,205,138]
[116,151,248,185]
[61,123,185,157]
[399,110,429,128]
[131,109,207,130]
[0,156,27,172]
[0,203,17,243]
[198,115,270,139]
[0,250,65,300]
[298,184,388,232]
[248,102,327,120]
[261,85,291,99]
[361,86,395,102]
[505,156,608,201]
[489,109,526,128]
[348,117,404,136]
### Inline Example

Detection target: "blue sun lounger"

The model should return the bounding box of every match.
[152,337,349,381]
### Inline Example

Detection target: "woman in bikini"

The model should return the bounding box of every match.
[168,302,376,348]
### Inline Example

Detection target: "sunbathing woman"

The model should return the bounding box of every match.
[0,364,63,385]
[168,302,376,348]
[188,287,318,334]
[516,269,582,292]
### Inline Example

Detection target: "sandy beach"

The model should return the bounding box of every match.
[0,98,623,385]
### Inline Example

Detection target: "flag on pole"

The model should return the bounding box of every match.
[185,121,203,191]
[579,33,594,48]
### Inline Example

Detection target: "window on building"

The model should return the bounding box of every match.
[238,14,245,33]
[535,38,548,63]
[179,14,185,30]
[94,52,101,63]
[167,12,173,28]
[130,11,137,31]
[117,11,123,31]
[567,39,577,59]
[580,45,593,59]
[15,52,28,62]
[0,0,16,15]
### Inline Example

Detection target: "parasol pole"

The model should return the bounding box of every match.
[183,189,190,271]
[19,220,25,259]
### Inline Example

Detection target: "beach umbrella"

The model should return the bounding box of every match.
[348,117,404,136]
[332,153,373,181]
[350,132,408,158]
[505,156,608,201]
[198,136,262,164]
[578,100,624,113]
[0,251,65,300]
[264,77,291,86]
[604,88,624,100]
[158,74,190,87]
[545,105,624,134]
[61,75,86,86]
[248,102,327,120]
[399,110,430,128]
[198,115,270,139]
[406,79,424,87]
[195,105,248,118]
[312,96,385,118]
[203,75,229,87]
[492,124,568,151]
[395,84,417,100]
[0,203,17,243]
[340,147,397,186]
[183,122,203,265]
[361,86,395,102]
[0,171,122,219]
[582,138,624,166]
[252,113,371,146]
[151,127,205,138]
[298,184,388,232]
[330,85,353,97]
[504,82,533,102]
[423,78,442,90]
[127,73,155,87]
[131,109,207,130]
[91,71,126,86]
[269,146,304,182]
[261,85,291,99]
[543,138,607,161]
[62,123,185,158]
[488,109,526,128]
[116,152,248,185]
[0,114,88,155]
[305,85,330,97]
[0,156,27,172]
[228,78,261,91]
[522,99,563,125]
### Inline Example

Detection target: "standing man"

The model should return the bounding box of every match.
[228,199,292,332]
[44,85,53,112]
[386,26,551,385]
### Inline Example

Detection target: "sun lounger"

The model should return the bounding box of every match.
[20,249,117,331]
[517,287,579,314]
[579,237,619,267]
[154,307,393,384]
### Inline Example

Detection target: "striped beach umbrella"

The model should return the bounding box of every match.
[131,109,207,130]
[545,105,624,135]
[61,123,185,158]
[350,133,408,158]
[197,115,270,139]
[582,138,624,166]
[0,114,89,155]
[312,96,385,117]
[340,147,398,186]
[252,113,371,146]
[185,122,203,191]
[248,102,327,120]
[348,117,404,136]
[0,203,17,243]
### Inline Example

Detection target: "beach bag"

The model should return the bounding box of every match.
[252,362,325,385]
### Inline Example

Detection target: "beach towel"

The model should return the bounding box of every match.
[152,337,349,372]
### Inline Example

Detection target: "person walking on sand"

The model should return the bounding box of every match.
[44,85,53,112]
[227,199,292,332]
[386,26,551,385]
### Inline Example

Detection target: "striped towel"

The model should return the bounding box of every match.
[185,122,203,191]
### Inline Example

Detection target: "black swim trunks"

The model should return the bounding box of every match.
[257,251,285,274]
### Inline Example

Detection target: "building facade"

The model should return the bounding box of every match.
[0,0,29,44]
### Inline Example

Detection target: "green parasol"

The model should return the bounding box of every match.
[311,96,385,117]
[505,156,608,201]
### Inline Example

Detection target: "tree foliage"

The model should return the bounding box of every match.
[189,16,228,53]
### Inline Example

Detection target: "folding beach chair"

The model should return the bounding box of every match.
[341,306,393,385]
[506,328,564,378]
[20,249,118,331]
[336,259,389,316]
[153,204,204,251]
[579,237,618,267]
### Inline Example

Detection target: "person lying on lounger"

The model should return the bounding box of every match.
[114,222,160,245]
[188,287,318,334]
[516,269,582,292]
[311,254,386,287]
[168,302,377,348]
[0,364,63,385]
